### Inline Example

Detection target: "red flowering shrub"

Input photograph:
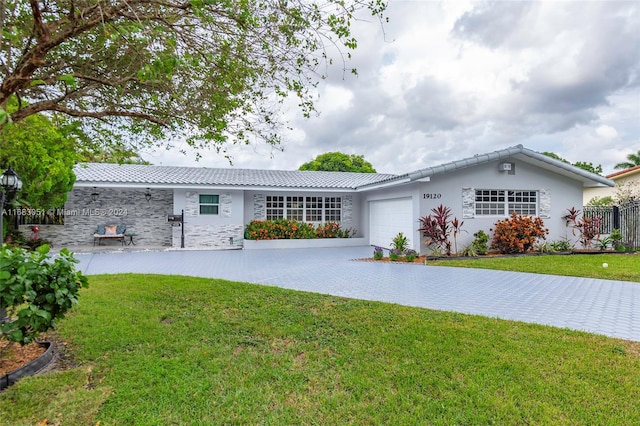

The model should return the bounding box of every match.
[490,213,548,254]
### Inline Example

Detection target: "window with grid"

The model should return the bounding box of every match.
[286,196,304,221]
[324,197,342,222]
[305,196,323,222]
[475,190,538,216]
[475,190,505,216]
[199,194,219,215]
[266,196,284,220]
[508,190,537,215]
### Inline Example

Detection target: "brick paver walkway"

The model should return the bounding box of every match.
[75,246,639,342]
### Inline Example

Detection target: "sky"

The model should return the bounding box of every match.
[141,0,640,176]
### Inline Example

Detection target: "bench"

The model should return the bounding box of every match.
[93,224,126,246]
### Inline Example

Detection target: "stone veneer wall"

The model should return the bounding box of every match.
[172,224,244,249]
[172,191,243,249]
[19,187,174,247]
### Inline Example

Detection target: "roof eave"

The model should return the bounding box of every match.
[404,144,615,188]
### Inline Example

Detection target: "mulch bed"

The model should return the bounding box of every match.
[0,338,46,377]
[1,333,76,379]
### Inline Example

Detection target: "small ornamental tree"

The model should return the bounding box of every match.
[490,213,549,254]
[0,245,89,351]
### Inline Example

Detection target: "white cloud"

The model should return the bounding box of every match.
[147,0,640,176]
[596,125,619,140]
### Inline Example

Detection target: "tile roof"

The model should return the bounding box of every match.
[74,163,398,189]
[606,165,640,180]
[74,145,615,191]
[392,144,614,188]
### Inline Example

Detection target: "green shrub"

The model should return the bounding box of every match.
[405,249,417,262]
[245,219,354,240]
[490,213,548,254]
[551,238,573,252]
[469,230,489,255]
[0,245,89,346]
[373,246,383,260]
[389,249,402,261]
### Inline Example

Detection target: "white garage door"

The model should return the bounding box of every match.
[369,197,414,249]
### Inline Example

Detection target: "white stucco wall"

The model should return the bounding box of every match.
[583,170,640,204]
[424,160,582,250]
[364,160,585,254]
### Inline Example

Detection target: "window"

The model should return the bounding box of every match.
[199,194,219,215]
[305,197,323,222]
[287,196,304,221]
[475,190,537,216]
[324,197,342,222]
[508,191,537,215]
[266,196,284,220]
[265,195,342,222]
[475,190,505,216]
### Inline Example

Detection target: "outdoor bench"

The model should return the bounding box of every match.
[93,224,126,246]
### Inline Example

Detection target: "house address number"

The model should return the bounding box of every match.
[423,193,442,199]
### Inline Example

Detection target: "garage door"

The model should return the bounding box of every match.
[369,197,414,249]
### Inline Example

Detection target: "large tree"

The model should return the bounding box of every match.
[299,152,377,172]
[0,0,386,155]
[614,150,640,170]
[0,113,76,210]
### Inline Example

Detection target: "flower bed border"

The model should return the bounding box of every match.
[0,340,53,391]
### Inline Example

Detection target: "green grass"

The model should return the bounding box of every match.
[430,253,640,282]
[1,273,639,425]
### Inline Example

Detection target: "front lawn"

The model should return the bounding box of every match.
[0,274,639,425]
[430,253,640,282]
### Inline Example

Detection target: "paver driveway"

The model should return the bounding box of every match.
[76,246,639,342]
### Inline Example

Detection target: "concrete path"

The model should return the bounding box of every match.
[74,246,640,342]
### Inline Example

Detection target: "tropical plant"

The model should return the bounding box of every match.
[551,238,573,252]
[562,207,601,249]
[0,245,89,349]
[596,236,612,251]
[451,218,466,255]
[614,150,640,170]
[418,204,457,256]
[298,152,377,173]
[490,213,548,254]
[460,243,479,257]
[391,232,410,254]
[0,0,387,156]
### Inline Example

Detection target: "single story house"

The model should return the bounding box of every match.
[583,165,640,205]
[26,145,614,252]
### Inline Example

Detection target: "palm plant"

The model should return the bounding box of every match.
[614,150,640,170]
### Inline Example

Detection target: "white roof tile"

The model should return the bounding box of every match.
[74,163,398,189]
